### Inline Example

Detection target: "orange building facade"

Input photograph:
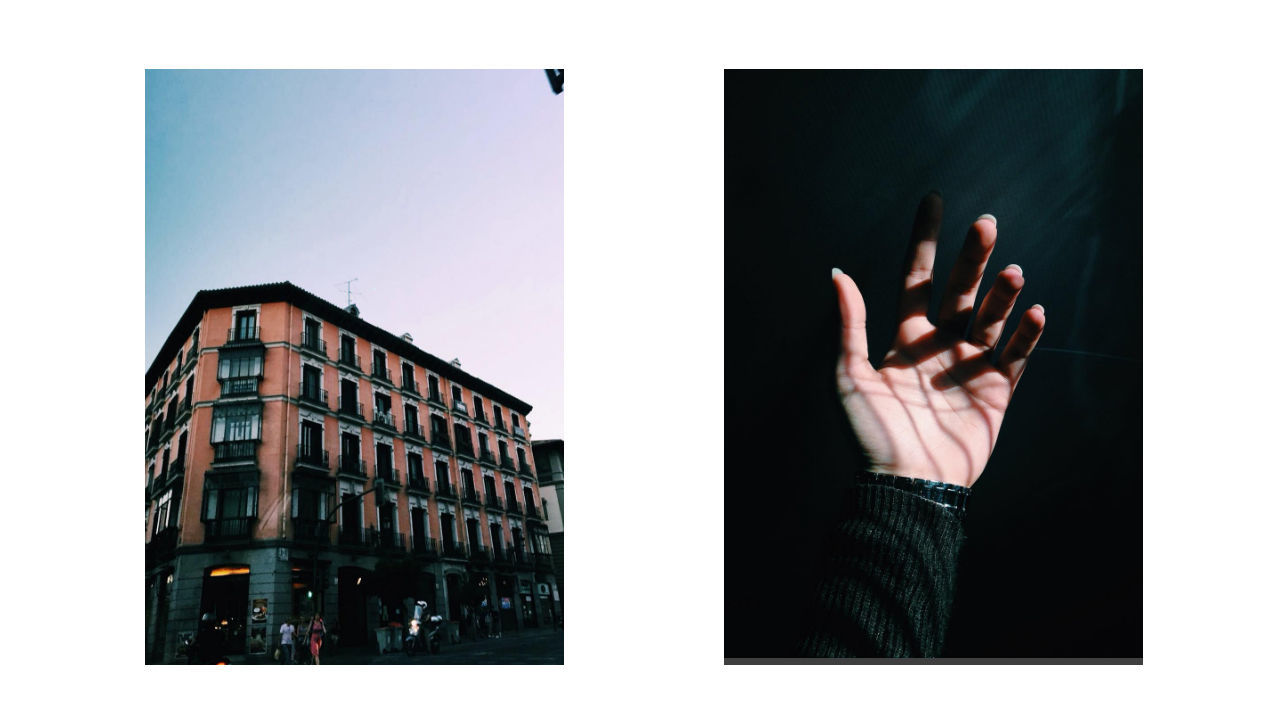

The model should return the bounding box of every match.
[144,282,557,662]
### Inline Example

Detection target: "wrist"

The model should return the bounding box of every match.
[854,470,972,520]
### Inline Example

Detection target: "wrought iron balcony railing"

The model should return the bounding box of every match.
[407,475,429,493]
[411,536,439,556]
[505,498,522,514]
[514,426,526,439]
[456,442,475,459]
[220,377,260,397]
[534,552,553,569]
[373,410,397,431]
[469,546,493,564]
[372,364,392,383]
[404,421,425,441]
[295,445,330,471]
[338,351,362,371]
[485,494,504,511]
[499,457,515,472]
[226,326,261,344]
[462,486,481,504]
[401,377,419,396]
[478,449,496,465]
[204,516,253,540]
[338,399,365,421]
[442,540,467,559]
[213,440,258,463]
[300,331,327,357]
[431,429,452,451]
[453,399,468,414]
[474,408,488,424]
[298,382,329,409]
[375,467,400,486]
[437,481,456,499]
[292,518,331,544]
[338,454,367,478]
[518,460,533,477]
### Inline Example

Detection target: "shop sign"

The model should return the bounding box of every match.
[252,598,268,623]
[500,597,512,610]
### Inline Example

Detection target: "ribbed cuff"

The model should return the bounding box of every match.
[852,470,971,521]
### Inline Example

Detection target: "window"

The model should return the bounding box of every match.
[153,489,177,534]
[478,432,490,457]
[373,349,388,380]
[407,453,425,488]
[517,447,528,470]
[490,522,504,553]
[461,468,476,498]
[234,310,258,341]
[211,404,261,444]
[340,335,357,365]
[401,362,416,392]
[505,481,518,507]
[411,504,430,551]
[524,487,537,513]
[341,431,362,471]
[302,365,322,402]
[435,460,451,493]
[455,423,473,455]
[192,328,200,352]
[303,317,322,351]
[374,392,393,427]
[473,394,486,421]
[404,404,421,436]
[291,487,329,524]
[219,350,263,395]
[428,375,441,401]
[466,517,482,550]
[300,420,323,463]
[375,442,394,481]
[340,378,359,413]
[440,511,457,548]
[202,474,258,539]
[494,406,506,430]
[430,414,449,441]
[176,349,183,370]
[484,474,497,500]
[499,440,510,463]
[452,386,466,413]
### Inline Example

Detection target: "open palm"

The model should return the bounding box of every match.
[834,192,1045,488]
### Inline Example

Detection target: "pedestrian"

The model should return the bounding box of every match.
[308,613,327,665]
[295,619,309,664]
[278,618,294,664]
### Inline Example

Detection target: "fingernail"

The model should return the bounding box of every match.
[977,213,997,227]
[1031,303,1044,313]
[831,267,843,279]
[1005,263,1023,274]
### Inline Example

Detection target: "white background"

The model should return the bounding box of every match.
[3,0,1277,717]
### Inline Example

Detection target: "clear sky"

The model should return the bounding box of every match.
[146,70,564,439]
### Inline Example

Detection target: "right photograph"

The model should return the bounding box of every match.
[724,70,1141,661]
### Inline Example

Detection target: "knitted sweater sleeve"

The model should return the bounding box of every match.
[797,483,966,658]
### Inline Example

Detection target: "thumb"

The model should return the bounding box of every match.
[832,268,870,363]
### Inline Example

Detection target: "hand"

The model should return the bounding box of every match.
[833,192,1045,488]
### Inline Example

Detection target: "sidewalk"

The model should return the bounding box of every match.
[226,626,563,665]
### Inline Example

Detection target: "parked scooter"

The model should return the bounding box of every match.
[405,601,443,656]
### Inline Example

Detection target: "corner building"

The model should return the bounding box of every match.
[144,282,557,662]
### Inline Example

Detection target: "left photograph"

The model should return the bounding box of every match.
[144,70,564,665]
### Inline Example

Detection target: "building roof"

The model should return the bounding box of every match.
[146,281,533,414]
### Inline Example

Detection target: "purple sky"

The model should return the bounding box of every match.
[146,70,563,439]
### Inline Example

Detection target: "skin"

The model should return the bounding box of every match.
[833,192,1045,488]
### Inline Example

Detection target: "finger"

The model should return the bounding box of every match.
[999,304,1046,388]
[969,264,1025,349]
[937,214,998,337]
[898,191,943,325]
[832,268,871,365]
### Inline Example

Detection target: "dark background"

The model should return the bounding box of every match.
[724,70,1141,658]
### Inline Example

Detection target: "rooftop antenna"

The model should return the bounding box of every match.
[336,278,360,307]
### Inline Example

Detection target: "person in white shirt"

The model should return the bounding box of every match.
[279,619,295,664]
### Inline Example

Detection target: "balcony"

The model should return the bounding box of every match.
[494,418,507,434]
[406,474,429,494]
[514,426,526,439]
[427,390,445,408]
[204,516,253,541]
[411,536,439,557]
[430,428,452,452]
[292,518,332,544]
[534,552,553,570]
[225,326,261,345]
[371,365,393,387]
[372,410,397,432]
[338,351,362,372]
[524,502,542,520]
[452,399,468,415]
[294,446,330,472]
[462,486,481,506]
[513,550,533,570]
[456,441,475,460]
[337,399,366,422]
[298,382,330,410]
[518,460,534,478]
[505,498,522,514]
[182,350,198,374]
[468,546,493,565]
[167,457,186,482]
[401,377,420,397]
[484,493,504,512]
[175,397,193,425]
[375,467,401,488]
[474,408,488,425]
[403,421,425,442]
[145,527,180,566]
[442,540,467,560]
[213,441,258,463]
[300,331,327,359]
[338,455,368,479]
[436,481,456,500]
[493,547,514,568]
[499,456,515,472]
[337,526,405,552]
[478,449,496,466]
[220,377,260,398]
